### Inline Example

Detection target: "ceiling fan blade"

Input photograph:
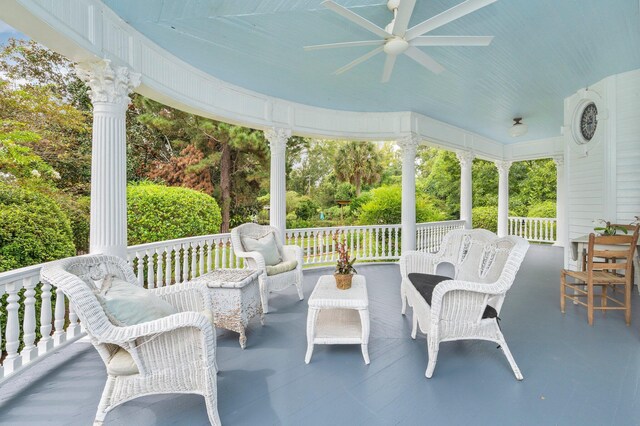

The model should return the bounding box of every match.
[392,0,417,37]
[410,35,494,46]
[333,46,384,75]
[405,0,497,40]
[404,46,445,74]
[304,40,384,51]
[381,54,397,83]
[322,0,390,39]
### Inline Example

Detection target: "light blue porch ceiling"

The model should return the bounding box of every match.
[103,0,640,144]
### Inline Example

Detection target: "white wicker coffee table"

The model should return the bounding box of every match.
[188,268,263,349]
[305,274,370,364]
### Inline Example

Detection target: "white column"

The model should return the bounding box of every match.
[495,160,512,237]
[553,156,566,247]
[397,134,419,253]
[264,127,290,242]
[456,150,475,229]
[76,60,140,259]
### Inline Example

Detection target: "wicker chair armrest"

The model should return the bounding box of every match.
[233,250,266,271]
[399,251,438,278]
[150,281,212,312]
[99,311,214,345]
[430,279,506,322]
[282,245,303,266]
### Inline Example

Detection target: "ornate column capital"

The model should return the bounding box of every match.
[455,150,475,167]
[494,160,513,176]
[75,60,140,107]
[264,127,291,154]
[552,155,564,167]
[396,133,421,156]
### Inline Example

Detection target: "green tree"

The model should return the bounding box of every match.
[136,97,269,232]
[0,40,92,194]
[334,141,383,196]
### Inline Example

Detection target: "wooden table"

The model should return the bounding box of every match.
[305,274,370,365]
[189,268,263,349]
[570,235,640,293]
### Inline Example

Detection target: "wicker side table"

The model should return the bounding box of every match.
[189,268,263,349]
[305,274,370,364]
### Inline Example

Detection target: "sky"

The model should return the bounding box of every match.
[0,19,27,44]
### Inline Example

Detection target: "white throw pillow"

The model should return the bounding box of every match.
[96,275,177,326]
[241,232,282,266]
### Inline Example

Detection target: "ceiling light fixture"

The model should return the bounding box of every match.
[509,117,528,137]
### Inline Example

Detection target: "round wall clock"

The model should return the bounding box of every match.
[579,102,598,142]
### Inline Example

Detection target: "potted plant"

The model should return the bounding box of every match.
[333,232,357,290]
[593,219,629,236]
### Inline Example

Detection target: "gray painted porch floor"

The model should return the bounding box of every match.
[1,245,640,425]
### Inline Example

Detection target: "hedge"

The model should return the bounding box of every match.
[0,183,75,272]
[127,183,222,245]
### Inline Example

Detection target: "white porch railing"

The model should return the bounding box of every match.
[416,220,466,253]
[508,216,557,243]
[0,219,464,383]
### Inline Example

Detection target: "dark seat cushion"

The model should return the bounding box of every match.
[408,273,497,319]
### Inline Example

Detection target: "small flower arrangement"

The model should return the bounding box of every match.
[333,232,357,289]
[593,219,628,236]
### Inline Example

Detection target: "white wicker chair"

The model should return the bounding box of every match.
[40,255,221,425]
[230,224,303,313]
[400,229,529,380]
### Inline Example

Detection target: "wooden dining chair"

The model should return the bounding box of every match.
[561,226,639,325]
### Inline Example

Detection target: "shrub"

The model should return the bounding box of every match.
[358,185,446,225]
[295,197,319,221]
[472,206,498,233]
[54,194,90,254]
[127,183,222,245]
[0,183,75,271]
[527,201,556,218]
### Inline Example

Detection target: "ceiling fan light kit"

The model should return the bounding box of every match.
[304,0,498,83]
[509,117,528,137]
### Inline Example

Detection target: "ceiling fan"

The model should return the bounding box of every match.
[304,0,497,82]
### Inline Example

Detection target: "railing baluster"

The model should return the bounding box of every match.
[53,287,66,346]
[67,303,80,338]
[135,252,144,286]
[4,281,22,374]
[165,247,172,286]
[38,279,53,355]
[146,249,155,288]
[21,276,38,364]
[155,248,163,287]
[182,243,189,282]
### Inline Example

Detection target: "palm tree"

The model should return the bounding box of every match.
[334,141,383,196]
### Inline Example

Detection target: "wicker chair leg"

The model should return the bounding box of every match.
[295,271,304,301]
[401,283,407,315]
[425,339,439,379]
[259,277,269,314]
[411,314,418,340]
[496,333,523,381]
[94,376,114,425]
